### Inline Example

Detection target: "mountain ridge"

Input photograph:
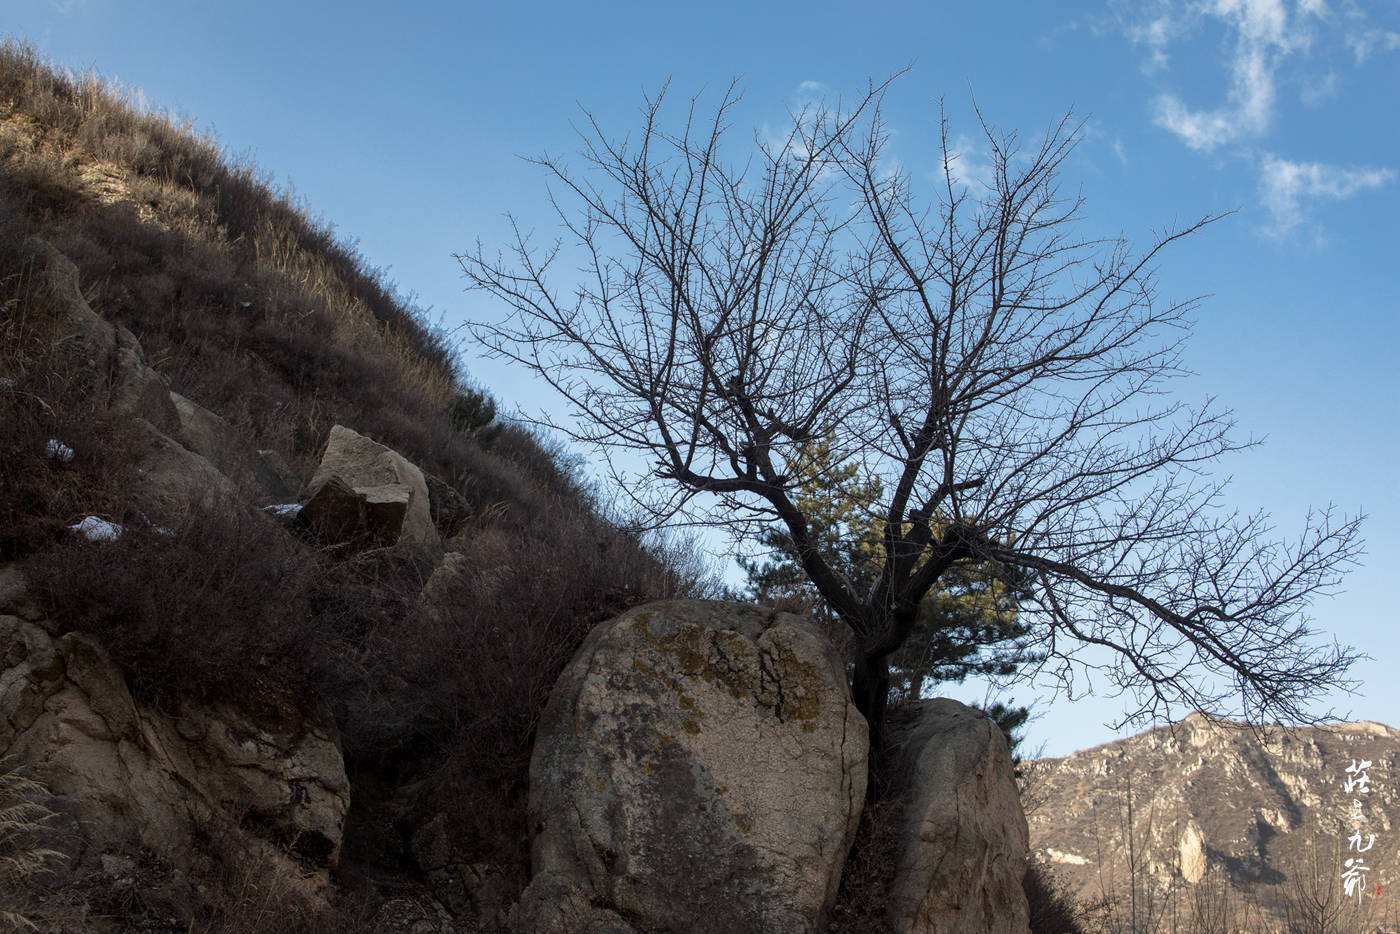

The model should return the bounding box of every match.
[1025,713,1399,930]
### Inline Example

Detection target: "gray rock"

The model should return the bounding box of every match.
[301,425,439,548]
[127,416,240,523]
[515,599,867,934]
[20,237,179,435]
[885,698,1030,934]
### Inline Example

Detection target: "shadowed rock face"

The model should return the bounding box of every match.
[0,607,350,881]
[884,698,1031,934]
[1025,714,1400,926]
[513,599,868,934]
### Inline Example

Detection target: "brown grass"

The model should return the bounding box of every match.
[0,238,138,560]
[0,760,63,932]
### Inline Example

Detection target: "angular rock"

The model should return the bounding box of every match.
[128,416,240,523]
[885,698,1030,934]
[515,599,867,934]
[302,425,439,548]
[423,471,470,538]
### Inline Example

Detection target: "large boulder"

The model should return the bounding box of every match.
[514,599,868,934]
[301,424,439,548]
[0,607,350,882]
[885,698,1030,934]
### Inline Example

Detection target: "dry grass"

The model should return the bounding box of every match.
[0,760,63,932]
[0,239,136,559]
[0,38,463,484]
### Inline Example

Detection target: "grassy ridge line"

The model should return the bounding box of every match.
[0,37,477,485]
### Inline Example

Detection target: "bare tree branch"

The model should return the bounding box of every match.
[457,76,1364,740]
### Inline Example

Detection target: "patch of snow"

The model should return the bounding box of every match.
[45,439,75,462]
[263,503,302,518]
[71,516,122,542]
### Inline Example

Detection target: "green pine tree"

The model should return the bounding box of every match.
[741,434,1039,707]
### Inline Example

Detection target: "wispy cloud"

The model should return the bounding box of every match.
[941,133,998,191]
[1115,0,1396,238]
[1299,70,1340,106]
[1139,0,1322,150]
[1346,27,1400,63]
[1258,154,1395,235]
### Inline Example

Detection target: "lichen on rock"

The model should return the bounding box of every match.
[514,599,868,934]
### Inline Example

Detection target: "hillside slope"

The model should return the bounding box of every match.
[0,40,707,932]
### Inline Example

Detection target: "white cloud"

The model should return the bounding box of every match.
[1347,27,1400,63]
[1130,12,1185,71]
[1115,0,1396,239]
[1258,154,1395,235]
[1299,70,1340,106]
[941,134,998,191]
[1139,0,1326,150]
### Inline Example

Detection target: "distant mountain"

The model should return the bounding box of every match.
[1025,713,1399,931]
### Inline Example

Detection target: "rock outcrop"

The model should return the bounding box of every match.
[514,599,868,934]
[301,424,440,549]
[20,237,292,521]
[0,581,350,883]
[170,390,301,504]
[22,237,180,436]
[885,698,1030,934]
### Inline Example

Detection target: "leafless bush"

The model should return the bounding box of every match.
[826,791,907,933]
[33,497,327,711]
[1026,857,1108,934]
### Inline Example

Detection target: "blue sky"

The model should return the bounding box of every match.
[7,0,1397,757]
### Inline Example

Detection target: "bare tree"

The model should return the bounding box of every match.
[458,75,1362,743]
[1272,830,1397,934]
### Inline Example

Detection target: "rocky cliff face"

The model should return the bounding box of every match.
[1026,714,1399,926]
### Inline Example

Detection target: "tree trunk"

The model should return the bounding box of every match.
[851,649,891,793]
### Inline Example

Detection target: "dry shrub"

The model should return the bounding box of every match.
[31,498,326,711]
[195,843,354,934]
[826,792,907,933]
[0,237,134,560]
[336,492,702,870]
[1025,857,1104,934]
